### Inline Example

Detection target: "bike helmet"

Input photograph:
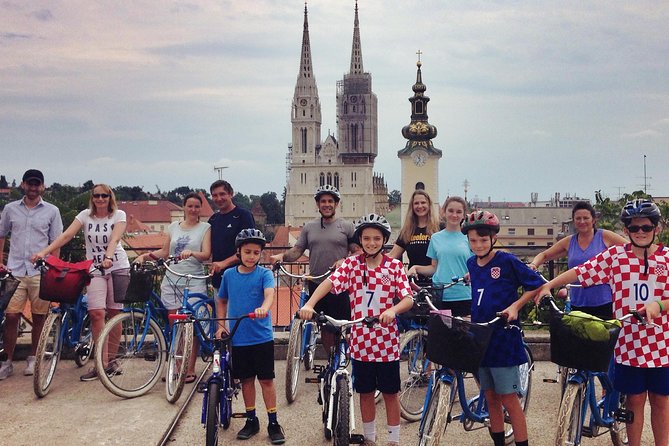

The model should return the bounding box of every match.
[314,185,341,203]
[461,211,500,235]
[354,213,392,243]
[235,228,267,249]
[619,199,661,226]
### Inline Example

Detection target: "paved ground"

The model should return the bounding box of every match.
[0,357,655,446]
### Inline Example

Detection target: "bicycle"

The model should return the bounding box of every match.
[398,276,465,422]
[417,310,533,446]
[301,311,379,446]
[32,258,97,398]
[162,257,217,403]
[274,261,333,403]
[539,294,657,446]
[95,261,172,398]
[0,268,21,358]
[169,311,257,446]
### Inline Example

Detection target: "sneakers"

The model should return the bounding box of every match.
[0,361,13,380]
[237,416,260,440]
[267,422,286,445]
[80,367,99,382]
[24,356,36,376]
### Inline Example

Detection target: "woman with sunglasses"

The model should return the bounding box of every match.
[35,184,130,381]
[529,201,627,319]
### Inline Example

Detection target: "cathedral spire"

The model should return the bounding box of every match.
[349,0,363,74]
[295,2,318,97]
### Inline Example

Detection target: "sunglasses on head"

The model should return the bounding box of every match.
[626,224,655,233]
[93,193,110,199]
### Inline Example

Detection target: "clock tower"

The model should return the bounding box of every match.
[397,57,442,218]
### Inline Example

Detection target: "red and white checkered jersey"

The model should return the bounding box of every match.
[329,254,412,362]
[576,244,669,368]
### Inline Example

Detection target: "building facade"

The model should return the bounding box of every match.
[284,2,387,227]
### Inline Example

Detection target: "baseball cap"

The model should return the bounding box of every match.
[22,169,44,184]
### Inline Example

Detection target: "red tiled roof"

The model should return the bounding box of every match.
[123,233,168,251]
[125,214,151,233]
[118,200,181,223]
[197,191,215,218]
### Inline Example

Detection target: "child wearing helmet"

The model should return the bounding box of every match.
[215,229,285,444]
[298,213,414,446]
[536,199,669,446]
[462,210,544,446]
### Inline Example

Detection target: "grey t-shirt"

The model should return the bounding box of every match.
[295,217,355,282]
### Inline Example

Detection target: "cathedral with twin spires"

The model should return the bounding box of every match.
[284,2,388,227]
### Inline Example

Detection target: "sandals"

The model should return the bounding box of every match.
[184,374,197,384]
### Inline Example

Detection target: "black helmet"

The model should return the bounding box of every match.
[314,185,340,202]
[354,213,392,243]
[620,199,661,226]
[235,228,266,249]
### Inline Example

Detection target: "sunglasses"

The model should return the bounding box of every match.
[92,193,110,199]
[627,224,655,233]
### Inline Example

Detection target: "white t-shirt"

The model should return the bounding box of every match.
[75,209,130,272]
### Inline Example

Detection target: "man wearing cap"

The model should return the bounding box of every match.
[0,169,63,380]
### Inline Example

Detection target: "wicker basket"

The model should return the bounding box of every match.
[427,313,493,373]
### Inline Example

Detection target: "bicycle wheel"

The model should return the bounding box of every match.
[418,379,454,446]
[205,380,221,446]
[555,382,585,446]
[503,344,534,443]
[610,392,629,446]
[285,318,303,403]
[332,376,350,446]
[96,311,167,399]
[222,366,233,430]
[399,329,430,421]
[166,321,194,403]
[33,313,63,398]
[74,313,94,367]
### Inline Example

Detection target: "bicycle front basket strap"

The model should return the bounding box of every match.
[0,275,20,312]
[426,313,493,373]
[38,256,94,304]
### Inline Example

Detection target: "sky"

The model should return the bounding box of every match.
[2,1,668,205]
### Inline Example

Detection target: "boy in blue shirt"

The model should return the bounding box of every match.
[462,211,543,446]
[215,229,284,444]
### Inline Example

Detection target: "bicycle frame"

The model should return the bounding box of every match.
[55,296,89,351]
[119,291,171,350]
[566,368,622,441]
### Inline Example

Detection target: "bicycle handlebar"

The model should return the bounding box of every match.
[298,311,379,330]
[160,256,212,281]
[273,261,334,281]
[32,257,105,275]
[168,312,257,342]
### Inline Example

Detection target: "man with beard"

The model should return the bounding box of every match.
[208,180,255,291]
[270,185,359,353]
[0,169,63,380]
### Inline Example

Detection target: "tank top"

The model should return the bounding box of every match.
[567,229,612,307]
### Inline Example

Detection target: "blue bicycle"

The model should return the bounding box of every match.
[169,312,256,446]
[95,261,171,399]
[540,295,655,446]
[163,257,217,403]
[0,268,21,358]
[32,259,97,398]
[274,261,333,403]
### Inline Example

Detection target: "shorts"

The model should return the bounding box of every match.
[231,340,275,381]
[160,279,208,311]
[351,359,400,394]
[6,275,50,315]
[309,282,350,331]
[436,299,471,317]
[478,366,522,395]
[613,363,669,395]
[87,273,124,311]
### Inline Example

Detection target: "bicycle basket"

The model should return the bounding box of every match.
[119,267,157,303]
[110,269,131,303]
[39,256,93,304]
[0,274,20,312]
[427,313,493,373]
[549,312,621,372]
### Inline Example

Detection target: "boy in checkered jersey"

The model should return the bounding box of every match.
[299,214,414,446]
[462,211,543,446]
[537,199,669,446]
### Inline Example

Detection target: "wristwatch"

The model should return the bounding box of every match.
[104,255,114,261]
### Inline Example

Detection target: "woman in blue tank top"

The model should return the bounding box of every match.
[529,201,627,319]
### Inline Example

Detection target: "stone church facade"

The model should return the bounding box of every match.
[284,2,388,227]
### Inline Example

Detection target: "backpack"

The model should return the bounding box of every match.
[39,256,94,304]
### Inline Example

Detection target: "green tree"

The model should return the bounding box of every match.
[233,192,251,210]
[388,190,401,207]
[113,186,148,201]
[165,186,196,204]
[0,175,8,188]
[260,192,284,224]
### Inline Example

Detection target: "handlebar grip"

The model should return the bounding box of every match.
[168,313,189,321]
[248,312,257,319]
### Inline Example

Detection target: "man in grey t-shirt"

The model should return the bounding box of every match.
[270,185,359,353]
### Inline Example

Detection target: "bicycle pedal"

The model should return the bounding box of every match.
[196,382,207,393]
[231,413,246,418]
[581,426,593,438]
[305,378,319,384]
[613,408,634,424]
[542,378,558,383]
[312,364,325,374]
[349,434,365,444]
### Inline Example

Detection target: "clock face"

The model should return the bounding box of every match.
[412,151,426,167]
[300,99,307,106]
[350,95,357,103]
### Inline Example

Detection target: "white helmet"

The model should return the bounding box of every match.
[354,213,392,243]
[314,185,340,202]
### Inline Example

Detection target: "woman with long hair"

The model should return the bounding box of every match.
[36,183,129,381]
